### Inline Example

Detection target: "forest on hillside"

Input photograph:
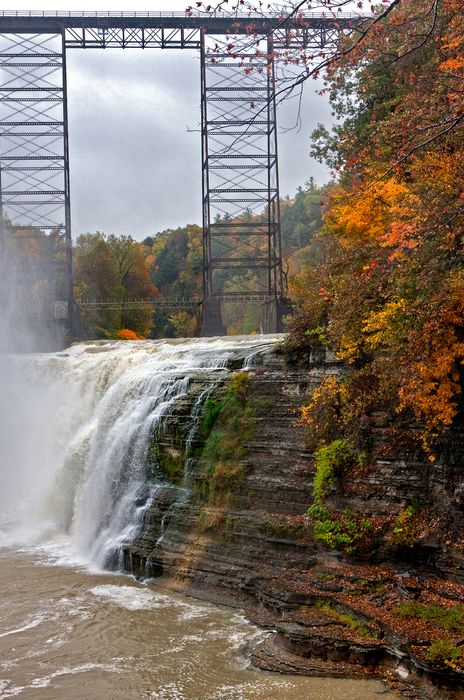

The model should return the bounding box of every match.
[71,177,326,339]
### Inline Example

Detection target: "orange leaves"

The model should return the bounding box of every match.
[380,222,416,248]
[439,57,464,72]
[116,328,145,341]
[398,338,464,431]
[380,222,418,261]
[397,272,464,433]
[326,178,416,245]
[287,0,464,451]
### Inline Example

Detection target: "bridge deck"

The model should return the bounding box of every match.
[0,11,357,48]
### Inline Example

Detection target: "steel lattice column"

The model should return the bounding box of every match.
[0,31,73,338]
[201,30,283,305]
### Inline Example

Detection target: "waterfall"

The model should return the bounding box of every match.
[0,336,281,570]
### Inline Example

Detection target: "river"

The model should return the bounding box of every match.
[0,337,396,699]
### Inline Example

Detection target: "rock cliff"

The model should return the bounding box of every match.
[123,345,464,700]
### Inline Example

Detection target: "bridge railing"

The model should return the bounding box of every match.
[0,10,360,19]
[76,294,274,311]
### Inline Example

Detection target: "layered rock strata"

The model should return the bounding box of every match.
[124,346,464,700]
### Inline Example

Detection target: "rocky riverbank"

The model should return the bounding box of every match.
[124,343,464,700]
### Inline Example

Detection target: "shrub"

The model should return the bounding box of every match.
[116,328,145,340]
[298,377,348,449]
[389,501,423,547]
[312,439,358,501]
[307,506,373,555]
[426,640,464,671]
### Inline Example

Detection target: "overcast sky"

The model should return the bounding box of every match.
[3,0,333,240]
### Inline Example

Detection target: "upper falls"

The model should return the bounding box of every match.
[0,336,282,569]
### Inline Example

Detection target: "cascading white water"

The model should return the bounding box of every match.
[0,335,282,570]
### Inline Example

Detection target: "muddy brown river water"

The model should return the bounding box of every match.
[0,549,398,700]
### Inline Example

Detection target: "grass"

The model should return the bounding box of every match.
[157,449,185,483]
[198,509,226,531]
[260,515,308,539]
[396,600,464,634]
[316,602,372,638]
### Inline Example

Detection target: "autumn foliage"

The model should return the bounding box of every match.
[116,328,145,340]
[73,233,157,339]
[291,0,464,451]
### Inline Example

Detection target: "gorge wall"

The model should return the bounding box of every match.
[124,346,464,700]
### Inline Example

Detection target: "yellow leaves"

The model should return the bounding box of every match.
[298,376,349,450]
[337,298,408,361]
[336,337,362,364]
[446,269,464,316]
[298,376,341,428]
[362,300,407,350]
[414,151,462,195]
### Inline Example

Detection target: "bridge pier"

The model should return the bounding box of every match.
[260,297,293,334]
[199,298,226,337]
[0,30,74,348]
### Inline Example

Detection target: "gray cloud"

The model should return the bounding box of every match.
[65,40,331,241]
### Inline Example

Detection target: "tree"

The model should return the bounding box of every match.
[289,0,464,453]
[187,2,462,158]
[73,232,156,338]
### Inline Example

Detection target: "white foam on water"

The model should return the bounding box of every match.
[89,583,216,625]
[89,583,176,610]
[209,679,298,700]
[1,662,124,699]
[149,682,186,700]
[176,603,212,621]
[0,613,49,639]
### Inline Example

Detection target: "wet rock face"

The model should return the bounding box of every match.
[125,347,464,699]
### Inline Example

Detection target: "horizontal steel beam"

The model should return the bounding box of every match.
[77,293,274,309]
[0,13,355,30]
[0,13,358,50]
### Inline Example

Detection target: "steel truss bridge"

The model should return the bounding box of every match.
[0,10,354,337]
[77,292,274,311]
